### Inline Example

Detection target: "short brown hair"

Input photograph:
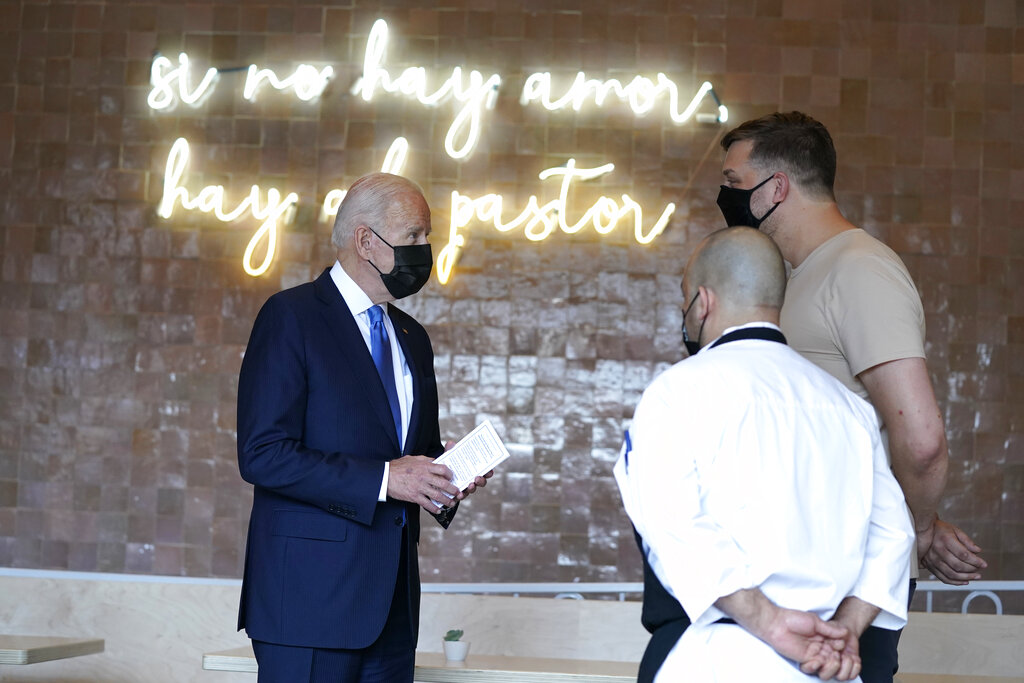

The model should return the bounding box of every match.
[721,111,836,201]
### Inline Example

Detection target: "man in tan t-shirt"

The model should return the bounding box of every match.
[712,111,985,683]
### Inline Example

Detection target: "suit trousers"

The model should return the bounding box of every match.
[252,527,415,683]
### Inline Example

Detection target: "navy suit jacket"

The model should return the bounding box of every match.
[236,267,444,649]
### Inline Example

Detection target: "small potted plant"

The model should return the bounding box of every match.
[442,628,469,661]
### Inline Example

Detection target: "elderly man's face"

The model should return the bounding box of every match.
[367,192,432,273]
[383,193,432,246]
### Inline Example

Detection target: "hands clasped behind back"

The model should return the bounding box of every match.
[758,607,859,681]
[387,456,462,513]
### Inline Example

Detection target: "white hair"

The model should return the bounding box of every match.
[331,173,425,248]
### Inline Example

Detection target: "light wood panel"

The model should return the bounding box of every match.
[416,594,646,661]
[203,648,640,682]
[898,613,1024,678]
[201,646,1024,683]
[896,676,1024,683]
[3,572,1023,682]
[414,653,636,682]
[0,635,104,665]
[0,574,251,682]
[202,646,257,673]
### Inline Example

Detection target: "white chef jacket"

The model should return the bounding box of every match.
[615,323,914,682]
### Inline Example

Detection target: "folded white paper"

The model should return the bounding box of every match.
[433,420,510,492]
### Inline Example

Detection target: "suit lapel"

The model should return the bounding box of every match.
[314,270,401,454]
[390,304,422,456]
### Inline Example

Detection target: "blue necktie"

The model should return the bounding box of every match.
[367,305,403,445]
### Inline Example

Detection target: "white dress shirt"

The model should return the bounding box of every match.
[330,261,414,501]
[615,322,914,682]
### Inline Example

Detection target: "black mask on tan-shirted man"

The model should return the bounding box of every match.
[716,174,780,229]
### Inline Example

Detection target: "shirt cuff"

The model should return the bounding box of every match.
[378,462,389,502]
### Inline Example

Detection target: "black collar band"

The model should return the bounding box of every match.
[709,326,787,349]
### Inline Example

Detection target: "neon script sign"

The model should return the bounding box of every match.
[149,19,727,282]
[158,138,298,277]
[352,19,501,160]
[437,160,676,284]
[149,53,333,109]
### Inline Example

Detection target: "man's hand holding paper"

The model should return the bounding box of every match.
[434,420,510,497]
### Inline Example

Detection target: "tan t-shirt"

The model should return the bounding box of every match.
[781,228,926,403]
[781,228,926,578]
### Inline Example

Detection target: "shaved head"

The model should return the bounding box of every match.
[684,227,786,316]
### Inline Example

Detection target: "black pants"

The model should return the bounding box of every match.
[858,578,917,683]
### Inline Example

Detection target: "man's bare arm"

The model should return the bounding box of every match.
[830,596,880,639]
[859,357,985,583]
[859,357,946,527]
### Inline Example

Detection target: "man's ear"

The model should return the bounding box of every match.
[698,285,714,320]
[771,172,790,203]
[353,224,373,259]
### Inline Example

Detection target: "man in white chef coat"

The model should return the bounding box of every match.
[615,227,915,682]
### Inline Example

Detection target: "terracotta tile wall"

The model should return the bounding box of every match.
[0,0,1020,611]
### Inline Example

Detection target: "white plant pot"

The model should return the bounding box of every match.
[442,640,470,662]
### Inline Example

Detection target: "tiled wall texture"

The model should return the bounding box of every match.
[0,0,1021,611]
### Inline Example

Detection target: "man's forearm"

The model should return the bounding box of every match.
[858,358,949,532]
[830,597,880,638]
[714,587,777,639]
[715,588,851,670]
[889,437,947,532]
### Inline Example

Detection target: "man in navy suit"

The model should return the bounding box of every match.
[236,172,489,682]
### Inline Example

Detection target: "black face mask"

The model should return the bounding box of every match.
[367,228,433,299]
[716,174,780,228]
[681,291,705,357]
